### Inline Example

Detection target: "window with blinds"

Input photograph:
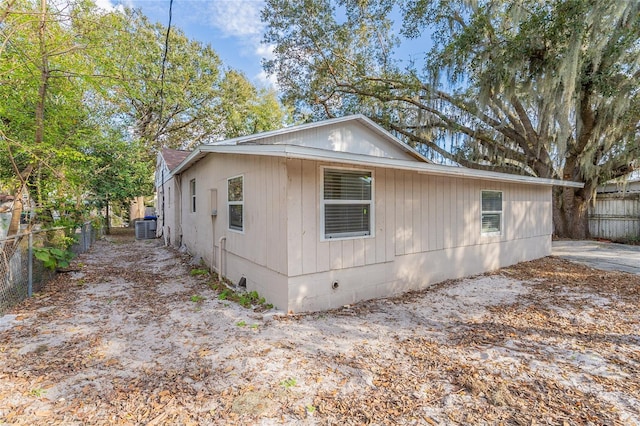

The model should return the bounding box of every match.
[481,190,502,235]
[322,168,372,239]
[228,175,243,232]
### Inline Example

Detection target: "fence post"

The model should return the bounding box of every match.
[82,223,87,252]
[27,231,33,297]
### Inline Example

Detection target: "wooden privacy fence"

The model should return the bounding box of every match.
[589,185,640,241]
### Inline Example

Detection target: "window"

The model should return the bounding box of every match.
[190,179,196,212]
[322,168,372,239]
[228,175,243,232]
[481,190,502,235]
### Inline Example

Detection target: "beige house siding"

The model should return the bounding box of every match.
[285,159,552,311]
[158,177,180,246]
[175,154,289,309]
[165,154,552,312]
[247,121,418,161]
[157,116,567,313]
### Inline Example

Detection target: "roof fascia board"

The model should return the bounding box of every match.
[173,144,583,188]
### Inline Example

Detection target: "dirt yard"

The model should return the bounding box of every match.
[0,229,638,425]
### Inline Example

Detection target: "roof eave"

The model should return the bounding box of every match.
[171,144,583,188]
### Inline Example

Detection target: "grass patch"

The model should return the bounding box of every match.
[190,268,210,276]
[279,378,297,389]
[29,388,46,398]
[207,275,273,311]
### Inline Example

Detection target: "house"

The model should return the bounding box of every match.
[155,115,582,313]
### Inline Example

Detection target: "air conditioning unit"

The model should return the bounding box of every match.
[135,220,156,240]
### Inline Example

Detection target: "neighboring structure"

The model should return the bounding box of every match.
[155,115,582,313]
[589,180,640,241]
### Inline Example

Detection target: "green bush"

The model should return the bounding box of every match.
[33,247,75,270]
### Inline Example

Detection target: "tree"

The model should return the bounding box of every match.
[219,69,291,138]
[82,136,154,233]
[0,0,97,235]
[263,0,640,238]
[82,8,290,155]
[1,0,291,239]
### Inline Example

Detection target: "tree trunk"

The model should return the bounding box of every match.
[105,202,111,235]
[35,0,48,147]
[552,186,591,239]
[130,196,146,222]
[6,196,23,238]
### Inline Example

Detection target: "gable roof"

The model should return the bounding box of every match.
[161,148,190,171]
[209,114,431,163]
[169,115,583,189]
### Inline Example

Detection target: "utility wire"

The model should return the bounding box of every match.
[157,0,173,135]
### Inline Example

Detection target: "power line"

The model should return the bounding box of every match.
[157,0,173,134]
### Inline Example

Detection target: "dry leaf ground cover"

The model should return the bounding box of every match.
[0,228,638,425]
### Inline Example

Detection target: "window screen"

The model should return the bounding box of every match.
[322,169,372,239]
[481,190,502,234]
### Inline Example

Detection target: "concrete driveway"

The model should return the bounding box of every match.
[552,240,640,275]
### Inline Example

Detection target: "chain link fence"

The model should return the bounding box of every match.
[0,222,103,315]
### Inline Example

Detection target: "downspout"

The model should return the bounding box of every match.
[159,165,165,238]
[218,236,226,278]
[211,215,216,273]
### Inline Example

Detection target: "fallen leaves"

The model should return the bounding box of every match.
[0,231,638,425]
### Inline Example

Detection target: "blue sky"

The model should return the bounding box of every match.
[99,0,275,87]
[97,0,433,91]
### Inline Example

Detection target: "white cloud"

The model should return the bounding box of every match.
[205,1,275,59]
[256,69,278,89]
[204,0,277,88]
[207,1,265,38]
[94,0,125,13]
[255,42,275,61]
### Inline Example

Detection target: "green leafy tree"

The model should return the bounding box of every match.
[219,69,291,138]
[0,0,97,235]
[1,0,290,241]
[82,136,153,233]
[82,8,290,154]
[263,0,640,238]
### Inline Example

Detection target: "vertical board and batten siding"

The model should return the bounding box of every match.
[286,161,553,275]
[172,151,553,313]
[177,154,290,308]
[390,171,551,257]
[159,178,180,246]
[589,194,640,240]
[286,159,552,311]
[287,160,397,278]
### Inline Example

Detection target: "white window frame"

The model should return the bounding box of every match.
[227,175,244,233]
[320,166,374,241]
[481,190,503,236]
[190,179,196,213]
